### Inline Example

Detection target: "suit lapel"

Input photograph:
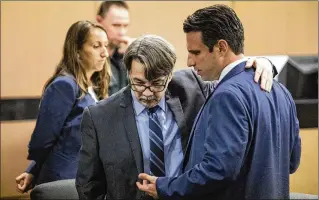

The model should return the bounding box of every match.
[216,61,247,90]
[183,61,247,167]
[120,87,144,174]
[165,92,189,154]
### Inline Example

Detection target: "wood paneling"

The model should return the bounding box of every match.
[1,121,35,197]
[233,1,318,56]
[290,128,318,194]
[1,1,96,98]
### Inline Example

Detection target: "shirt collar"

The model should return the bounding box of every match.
[218,57,248,82]
[131,90,166,116]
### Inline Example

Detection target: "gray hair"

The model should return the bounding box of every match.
[123,34,176,80]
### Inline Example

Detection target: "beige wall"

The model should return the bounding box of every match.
[1,1,318,197]
[1,121,35,197]
[290,129,318,195]
[233,1,318,56]
[125,1,318,69]
[1,1,97,98]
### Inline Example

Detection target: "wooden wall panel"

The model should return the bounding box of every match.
[290,128,318,194]
[233,1,318,56]
[1,1,96,98]
[1,121,35,197]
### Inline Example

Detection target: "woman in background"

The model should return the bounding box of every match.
[15,20,111,193]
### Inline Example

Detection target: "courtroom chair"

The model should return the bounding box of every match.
[30,179,78,200]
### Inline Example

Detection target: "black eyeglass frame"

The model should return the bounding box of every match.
[129,76,169,93]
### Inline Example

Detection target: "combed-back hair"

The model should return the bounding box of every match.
[183,4,244,54]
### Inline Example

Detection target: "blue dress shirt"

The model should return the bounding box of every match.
[131,90,183,177]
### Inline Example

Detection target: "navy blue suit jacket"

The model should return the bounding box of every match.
[156,61,301,200]
[25,75,96,185]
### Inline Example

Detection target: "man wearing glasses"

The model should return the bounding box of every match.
[76,35,276,200]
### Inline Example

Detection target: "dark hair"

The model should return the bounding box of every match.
[123,35,176,81]
[183,4,244,54]
[43,20,111,100]
[97,1,129,17]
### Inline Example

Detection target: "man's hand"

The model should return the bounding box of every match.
[15,172,34,193]
[245,57,273,92]
[136,173,159,199]
[117,36,135,54]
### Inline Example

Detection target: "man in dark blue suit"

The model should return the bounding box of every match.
[137,4,301,200]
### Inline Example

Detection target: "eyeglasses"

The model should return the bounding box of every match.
[130,76,169,93]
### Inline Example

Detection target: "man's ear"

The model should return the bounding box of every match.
[217,40,228,55]
[96,15,103,23]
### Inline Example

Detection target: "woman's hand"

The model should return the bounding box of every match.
[15,172,34,193]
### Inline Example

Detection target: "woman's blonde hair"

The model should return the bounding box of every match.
[43,20,111,100]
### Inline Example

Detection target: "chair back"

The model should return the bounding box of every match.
[30,179,78,200]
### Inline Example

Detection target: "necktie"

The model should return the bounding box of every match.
[148,105,165,176]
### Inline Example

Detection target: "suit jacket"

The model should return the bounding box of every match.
[26,75,96,185]
[76,69,208,200]
[156,62,301,200]
[108,50,128,96]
